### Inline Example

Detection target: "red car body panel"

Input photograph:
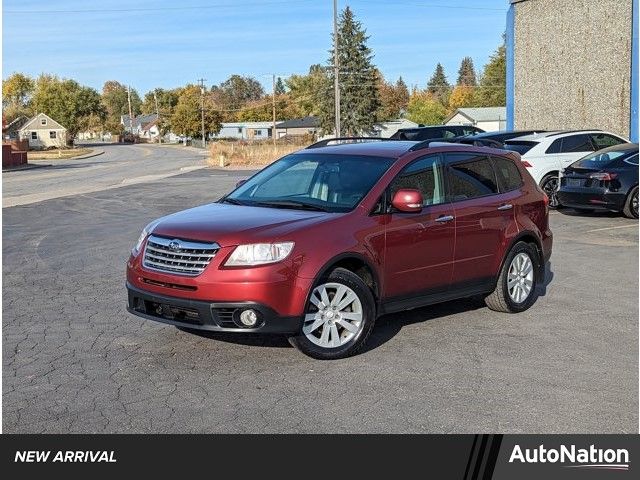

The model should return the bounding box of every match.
[127,143,552,330]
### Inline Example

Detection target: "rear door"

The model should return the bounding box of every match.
[382,154,455,300]
[555,134,596,169]
[445,152,514,289]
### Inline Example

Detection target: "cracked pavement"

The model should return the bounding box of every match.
[2,151,638,433]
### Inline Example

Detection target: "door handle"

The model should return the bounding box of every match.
[497,204,513,211]
[435,214,455,223]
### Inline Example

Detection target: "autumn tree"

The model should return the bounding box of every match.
[318,6,380,136]
[2,73,35,122]
[101,81,142,124]
[141,88,180,115]
[456,57,477,86]
[170,85,222,139]
[286,65,328,117]
[376,73,410,121]
[31,75,105,143]
[426,63,451,106]
[475,40,506,107]
[448,85,476,112]
[406,90,447,125]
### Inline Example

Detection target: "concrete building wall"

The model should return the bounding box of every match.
[511,0,633,139]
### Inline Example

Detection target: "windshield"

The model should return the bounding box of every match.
[224,153,395,213]
[503,141,538,155]
[571,148,636,169]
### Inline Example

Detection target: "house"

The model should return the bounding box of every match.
[275,116,319,138]
[121,113,159,135]
[370,119,418,138]
[18,113,67,149]
[140,119,161,140]
[444,107,506,132]
[3,116,29,140]
[211,121,276,140]
[506,0,636,141]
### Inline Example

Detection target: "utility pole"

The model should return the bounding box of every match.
[153,90,161,144]
[197,78,207,149]
[127,85,134,141]
[333,0,340,137]
[272,74,277,147]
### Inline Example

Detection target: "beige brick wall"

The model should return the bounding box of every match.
[514,0,633,138]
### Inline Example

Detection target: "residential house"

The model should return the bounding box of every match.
[370,119,418,138]
[121,113,159,136]
[275,116,319,138]
[18,113,67,149]
[211,121,276,140]
[444,107,506,132]
[3,116,29,140]
[140,119,161,140]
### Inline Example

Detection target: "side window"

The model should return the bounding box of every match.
[416,129,441,140]
[545,139,562,154]
[492,156,523,192]
[446,154,499,201]
[461,126,478,136]
[440,128,458,139]
[624,153,639,166]
[389,155,445,207]
[590,133,626,149]
[560,134,594,153]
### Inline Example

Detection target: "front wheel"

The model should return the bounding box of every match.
[485,242,540,313]
[289,268,376,360]
[540,174,561,209]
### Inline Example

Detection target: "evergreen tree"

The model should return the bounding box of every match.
[456,57,477,86]
[475,41,506,106]
[426,63,450,105]
[395,76,410,114]
[319,6,380,136]
[275,77,286,95]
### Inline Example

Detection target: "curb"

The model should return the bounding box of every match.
[66,149,105,160]
[2,163,52,173]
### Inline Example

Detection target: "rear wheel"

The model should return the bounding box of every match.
[485,242,540,313]
[623,186,639,219]
[289,268,376,360]
[540,173,561,209]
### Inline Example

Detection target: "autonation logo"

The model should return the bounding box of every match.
[509,444,630,471]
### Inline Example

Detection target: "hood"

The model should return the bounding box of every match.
[150,202,336,246]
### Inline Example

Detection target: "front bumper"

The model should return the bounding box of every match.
[558,188,626,211]
[127,283,301,334]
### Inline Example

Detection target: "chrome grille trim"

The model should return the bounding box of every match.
[143,235,219,276]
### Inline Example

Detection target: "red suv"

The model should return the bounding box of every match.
[127,139,552,359]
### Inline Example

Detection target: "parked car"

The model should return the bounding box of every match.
[390,125,484,141]
[503,130,628,207]
[452,130,548,148]
[127,139,552,359]
[557,143,639,218]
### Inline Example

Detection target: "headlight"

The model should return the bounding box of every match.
[225,242,294,266]
[132,220,160,255]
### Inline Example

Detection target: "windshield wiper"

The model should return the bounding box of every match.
[220,197,247,206]
[255,200,329,212]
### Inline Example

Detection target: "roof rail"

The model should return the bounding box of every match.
[305,137,391,149]
[545,129,602,137]
[408,140,475,152]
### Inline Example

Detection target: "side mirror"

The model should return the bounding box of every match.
[235,179,247,188]
[391,189,423,213]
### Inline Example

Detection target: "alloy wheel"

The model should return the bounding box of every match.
[542,176,559,207]
[507,253,534,304]
[633,190,639,218]
[303,282,363,348]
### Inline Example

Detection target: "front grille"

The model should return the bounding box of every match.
[143,235,219,276]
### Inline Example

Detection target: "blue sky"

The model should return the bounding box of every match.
[2,0,508,95]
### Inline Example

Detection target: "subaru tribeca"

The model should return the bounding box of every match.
[127,139,552,359]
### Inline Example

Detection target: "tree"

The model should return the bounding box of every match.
[31,75,105,143]
[2,73,35,122]
[456,57,477,86]
[475,41,506,107]
[376,73,410,121]
[318,6,380,136]
[395,77,410,113]
[275,77,286,95]
[170,85,222,139]
[406,90,447,125]
[286,65,329,117]
[141,88,179,115]
[215,75,264,110]
[101,81,141,124]
[426,63,451,105]
[448,85,476,112]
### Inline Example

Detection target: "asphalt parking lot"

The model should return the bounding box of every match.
[2,156,638,433]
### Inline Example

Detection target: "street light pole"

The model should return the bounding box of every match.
[333,0,340,137]
[197,78,207,149]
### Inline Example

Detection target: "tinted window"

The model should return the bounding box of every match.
[461,126,480,136]
[590,133,626,149]
[228,153,395,213]
[390,155,445,206]
[624,153,639,165]
[572,148,638,169]
[560,134,594,153]
[504,141,537,155]
[492,156,523,192]
[446,154,499,201]
[545,139,561,154]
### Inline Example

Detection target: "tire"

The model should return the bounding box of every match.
[485,241,540,313]
[623,186,639,219]
[540,173,561,209]
[288,267,376,360]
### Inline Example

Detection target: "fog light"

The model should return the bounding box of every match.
[239,309,259,327]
